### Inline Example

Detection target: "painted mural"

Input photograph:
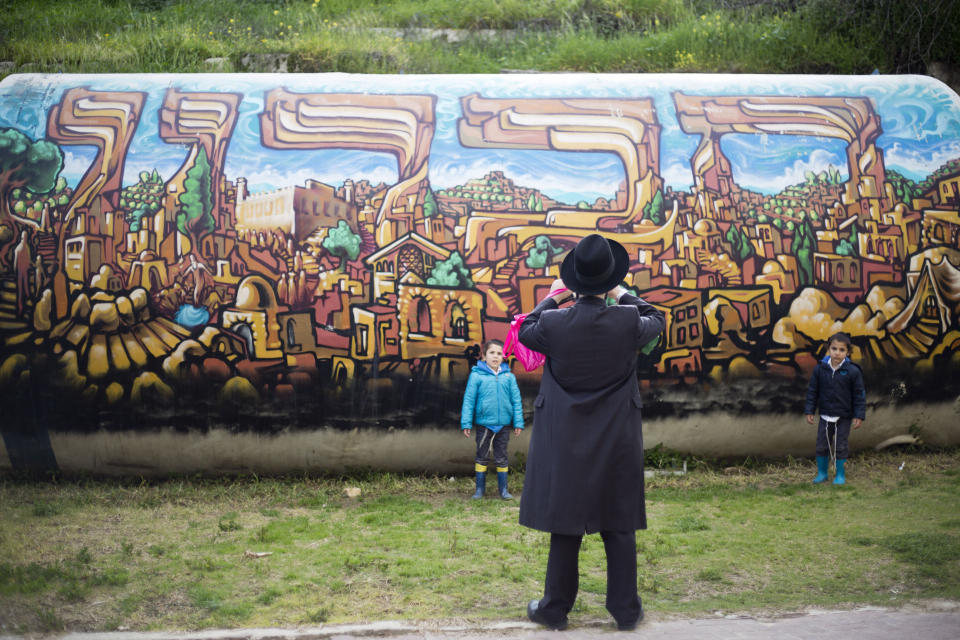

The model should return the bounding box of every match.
[1,73,960,472]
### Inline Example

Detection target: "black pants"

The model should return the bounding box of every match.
[535,530,642,627]
[816,418,852,460]
[474,426,510,470]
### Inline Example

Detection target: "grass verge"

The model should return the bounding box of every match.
[0,448,958,633]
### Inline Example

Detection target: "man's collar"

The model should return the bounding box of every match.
[575,295,606,306]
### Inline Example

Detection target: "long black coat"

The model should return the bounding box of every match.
[517,293,665,535]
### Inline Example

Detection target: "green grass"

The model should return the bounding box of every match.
[0,449,958,632]
[1,0,957,78]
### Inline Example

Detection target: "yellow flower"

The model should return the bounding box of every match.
[104,33,110,37]
[273,9,279,15]
[229,18,234,23]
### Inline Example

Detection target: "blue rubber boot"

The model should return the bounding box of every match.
[497,470,513,499]
[471,470,486,499]
[813,456,829,483]
[833,459,846,485]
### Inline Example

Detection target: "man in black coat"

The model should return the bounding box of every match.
[518,233,665,631]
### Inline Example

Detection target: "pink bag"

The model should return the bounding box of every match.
[503,287,568,372]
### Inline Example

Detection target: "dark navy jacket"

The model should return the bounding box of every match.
[804,355,866,420]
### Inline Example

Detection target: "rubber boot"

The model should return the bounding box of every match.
[471,468,486,499]
[833,459,846,485]
[813,456,829,483]
[497,469,513,499]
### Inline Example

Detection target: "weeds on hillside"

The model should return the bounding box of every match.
[1,0,957,77]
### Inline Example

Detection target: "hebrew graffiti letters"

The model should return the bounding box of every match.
[458,93,663,247]
[47,89,146,216]
[260,90,436,246]
[674,93,890,222]
[159,89,241,240]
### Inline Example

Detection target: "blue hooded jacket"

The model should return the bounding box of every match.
[804,354,866,420]
[460,361,525,432]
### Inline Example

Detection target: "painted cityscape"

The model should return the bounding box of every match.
[1,73,960,438]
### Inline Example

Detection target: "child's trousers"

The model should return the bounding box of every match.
[474,426,510,469]
[816,418,852,459]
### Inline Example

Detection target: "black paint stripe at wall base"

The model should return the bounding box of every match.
[1,382,60,472]
[1,429,58,472]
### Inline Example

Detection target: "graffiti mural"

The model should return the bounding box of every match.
[1,73,959,472]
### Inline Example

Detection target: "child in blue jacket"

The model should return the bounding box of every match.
[461,339,524,499]
[804,332,866,485]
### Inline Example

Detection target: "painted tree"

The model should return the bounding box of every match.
[128,205,152,232]
[642,189,665,225]
[527,192,544,211]
[322,219,361,272]
[724,224,755,261]
[792,217,816,285]
[836,238,857,256]
[525,235,564,271]
[887,169,919,207]
[0,128,63,268]
[837,224,859,256]
[739,227,755,260]
[422,186,438,218]
[122,168,163,230]
[176,147,216,256]
[427,251,473,288]
[0,128,63,226]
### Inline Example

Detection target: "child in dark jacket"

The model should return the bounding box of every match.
[804,332,866,485]
[461,339,524,499]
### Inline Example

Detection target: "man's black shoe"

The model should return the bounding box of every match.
[527,599,568,631]
[616,608,644,631]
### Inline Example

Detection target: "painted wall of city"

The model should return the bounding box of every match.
[2,73,960,470]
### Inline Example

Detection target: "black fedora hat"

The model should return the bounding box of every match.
[560,234,629,295]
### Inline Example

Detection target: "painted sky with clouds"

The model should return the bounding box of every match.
[1,73,959,204]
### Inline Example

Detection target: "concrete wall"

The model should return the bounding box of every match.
[1,73,959,474]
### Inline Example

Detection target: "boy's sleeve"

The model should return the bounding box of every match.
[460,373,478,430]
[510,375,524,429]
[804,368,819,415]
[853,368,866,420]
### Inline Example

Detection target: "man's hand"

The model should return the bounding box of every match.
[853,418,863,429]
[463,429,472,438]
[806,414,816,425]
[607,285,627,300]
[549,278,573,303]
[514,428,522,436]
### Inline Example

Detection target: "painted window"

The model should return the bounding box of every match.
[415,298,431,334]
